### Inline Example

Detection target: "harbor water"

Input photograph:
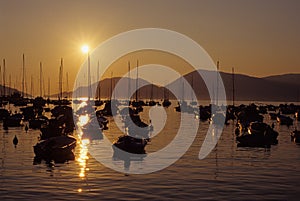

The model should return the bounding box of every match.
[0,102,300,200]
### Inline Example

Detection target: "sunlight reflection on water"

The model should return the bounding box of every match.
[0,102,300,200]
[77,139,90,178]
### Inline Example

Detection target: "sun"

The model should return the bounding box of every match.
[81,44,89,54]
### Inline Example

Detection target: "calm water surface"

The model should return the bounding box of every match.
[0,103,300,200]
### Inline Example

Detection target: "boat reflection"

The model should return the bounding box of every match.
[112,149,146,173]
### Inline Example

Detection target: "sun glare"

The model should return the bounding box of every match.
[78,114,90,127]
[81,45,89,54]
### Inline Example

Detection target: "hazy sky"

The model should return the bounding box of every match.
[0,0,299,95]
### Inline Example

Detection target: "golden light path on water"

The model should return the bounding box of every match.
[74,99,92,192]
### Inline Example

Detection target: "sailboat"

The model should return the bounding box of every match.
[32,62,46,108]
[11,54,28,106]
[53,58,70,105]
[162,82,171,108]
[210,61,227,125]
[46,77,51,105]
[175,76,194,113]
[148,82,156,106]
[190,72,197,106]
[131,60,145,111]
[97,71,116,116]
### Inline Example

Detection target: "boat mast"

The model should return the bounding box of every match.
[48,77,50,99]
[182,77,184,102]
[22,54,25,97]
[30,75,34,98]
[87,54,91,100]
[232,67,235,106]
[0,64,2,97]
[9,74,11,96]
[3,59,6,97]
[163,80,168,100]
[191,73,194,102]
[128,61,130,102]
[40,62,43,97]
[150,82,154,101]
[135,60,139,102]
[66,72,69,100]
[110,71,113,101]
[59,58,63,100]
[216,61,219,106]
[97,61,101,101]
[163,83,166,100]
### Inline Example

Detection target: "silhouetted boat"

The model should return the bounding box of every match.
[210,111,227,125]
[291,129,300,143]
[236,104,264,127]
[97,114,108,130]
[33,135,76,163]
[94,100,104,106]
[0,108,10,120]
[162,99,171,107]
[20,106,35,121]
[277,114,293,126]
[124,114,151,140]
[175,101,195,114]
[3,113,23,127]
[112,135,147,154]
[236,122,278,147]
[80,115,104,141]
[9,92,28,106]
[162,85,171,107]
[147,100,157,106]
[97,100,119,116]
[52,99,71,105]
[29,116,48,129]
[269,112,278,120]
[199,105,211,121]
[279,104,297,115]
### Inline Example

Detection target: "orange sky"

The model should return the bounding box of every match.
[0,0,299,96]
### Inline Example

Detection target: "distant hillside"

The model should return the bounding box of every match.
[165,70,300,101]
[0,85,31,97]
[262,74,300,86]
[69,71,300,102]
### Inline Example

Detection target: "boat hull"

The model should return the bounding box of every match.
[33,135,76,163]
[112,135,147,154]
